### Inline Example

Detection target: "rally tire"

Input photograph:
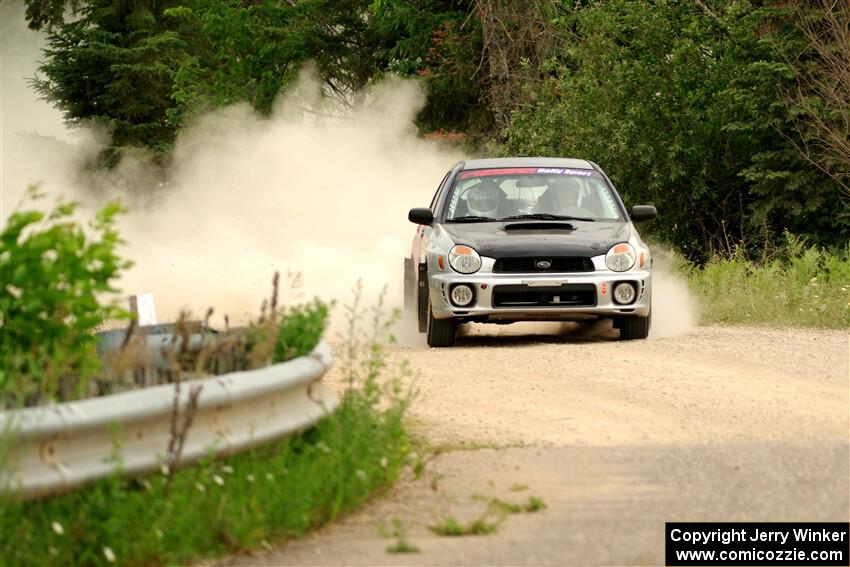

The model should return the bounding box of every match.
[426,300,457,347]
[619,310,651,340]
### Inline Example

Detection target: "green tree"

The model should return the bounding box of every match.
[21,0,80,30]
[28,0,488,160]
[504,0,849,259]
[369,0,487,133]
[166,0,302,122]
[783,0,850,198]
[34,0,188,162]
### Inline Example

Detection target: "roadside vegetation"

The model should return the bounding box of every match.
[0,195,413,565]
[15,0,848,332]
[673,235,850,329]
[0,289,411,566]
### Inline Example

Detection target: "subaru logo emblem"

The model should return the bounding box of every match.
[535,259,552,270]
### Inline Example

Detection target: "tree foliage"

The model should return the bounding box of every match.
[32,0,485,158]
[21,0,80,30]
[33,0,188,161]
[782,0,850,196]
[473,0,559,130]
[371,0,487,132]
[503,0,849,259]
[166,0,302,121]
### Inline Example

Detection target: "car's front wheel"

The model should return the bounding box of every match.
[618,310,651,340]
[426,298,457,347]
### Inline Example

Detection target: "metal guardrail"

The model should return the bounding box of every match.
[0,341,337,501]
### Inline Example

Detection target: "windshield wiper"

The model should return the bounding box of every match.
[501,213,596,222]
[448,216,499,223]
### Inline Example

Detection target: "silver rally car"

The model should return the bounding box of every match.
[404,157,657,347]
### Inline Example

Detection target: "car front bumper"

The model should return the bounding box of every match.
[428,269,651,321]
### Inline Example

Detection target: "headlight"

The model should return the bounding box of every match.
[613,282,636,305]
[450,284,474,306]
[448,245,482,274]
[605,243,636,272]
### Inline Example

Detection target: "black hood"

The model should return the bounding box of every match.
[440,221,630,258]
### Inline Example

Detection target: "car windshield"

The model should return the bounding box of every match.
[444,168,623,222]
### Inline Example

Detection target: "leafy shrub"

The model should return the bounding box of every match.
[0,188,131,408]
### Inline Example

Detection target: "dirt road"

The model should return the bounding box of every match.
[217,324,849,566]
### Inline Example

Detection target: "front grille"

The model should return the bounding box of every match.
[493,256,594,273]
[492,284,597,308]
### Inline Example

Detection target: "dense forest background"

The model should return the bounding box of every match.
[18,0,850,260]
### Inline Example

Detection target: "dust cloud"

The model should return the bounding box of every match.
[648,253,699,340]
[1,2,85,217]
[113,74,463,333]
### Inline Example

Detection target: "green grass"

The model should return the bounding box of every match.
[679,237,849,328]
[429,515,500,536]
[421,440,521,455]
[524,496,547,512]
[385,519,419,554]
[386,539,420,554]
[485,497,523,515]
[0,291,412,567]
[477,495,547,515]
[429,494,547,538]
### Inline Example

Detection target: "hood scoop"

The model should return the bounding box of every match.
[503,221,576,231]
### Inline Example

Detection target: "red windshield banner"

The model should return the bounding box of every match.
[457,168,538,179]
[458,167,597,179]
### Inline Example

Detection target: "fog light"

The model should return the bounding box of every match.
[450,284,474,307]
[613,282,636,305]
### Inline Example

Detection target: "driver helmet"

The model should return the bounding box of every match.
[466,181,502,218]
[548,177,582,209]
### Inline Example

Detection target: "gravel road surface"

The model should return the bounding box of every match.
[216,324,849,566]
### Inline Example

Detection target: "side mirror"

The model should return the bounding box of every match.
[630,205,657,223]
[408,207,434,225]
